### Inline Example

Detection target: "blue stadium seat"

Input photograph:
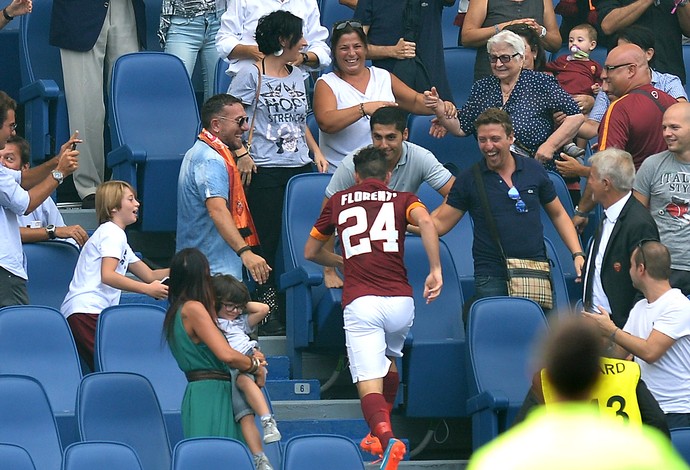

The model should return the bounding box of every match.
[672,427,690,465]
[443,47,475,104]
[0,443,37,470]
[307,111,319,147]
[77,372,172,470]
[0,375,63,470]
[541,172,581,305]
[63,441,144,470]
[18,0,70,164]
[442,0,460,48]
[466,297,548,449]
[282,435,365,470]
[214,56,232,94]
[406,114,482,168]
[401,236,468,417]
[279,173,341,377]
[95,304,186,447]
[107,51,200,232]
[172,438,255,470]
[0,305,82,445]
[319,0,353,32]
[544,236,572,316]
[0,20,21,105]
[23,240,80,310]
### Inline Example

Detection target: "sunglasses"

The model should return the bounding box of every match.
[218,116,249,127]
[603,63,634,72]
[508,186,528,213]
[334,20,363,31]
[488,52,521,64]
[635,238,657,267]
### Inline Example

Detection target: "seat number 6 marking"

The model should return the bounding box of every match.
[339,202,399,259]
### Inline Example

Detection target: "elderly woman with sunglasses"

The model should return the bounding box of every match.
[427,30,584,170]
[313,20,456,172]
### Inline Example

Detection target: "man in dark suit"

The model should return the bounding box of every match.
[582,148,659,327]
[49,0,145,208]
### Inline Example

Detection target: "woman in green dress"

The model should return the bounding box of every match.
[163,248,268,456]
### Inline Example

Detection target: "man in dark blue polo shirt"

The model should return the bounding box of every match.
[431,108,585,312]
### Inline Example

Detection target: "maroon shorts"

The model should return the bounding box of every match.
[67,313,100,371]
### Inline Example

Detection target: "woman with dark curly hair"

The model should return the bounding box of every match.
[228,10,328,335]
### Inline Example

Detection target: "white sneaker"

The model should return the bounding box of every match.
[261,416,282,444]
[253,453,274,470]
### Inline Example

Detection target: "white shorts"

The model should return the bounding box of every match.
[343,295,414,383]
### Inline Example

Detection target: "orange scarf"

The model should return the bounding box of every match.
[198,129,260,247]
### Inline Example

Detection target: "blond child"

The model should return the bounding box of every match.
[61,181,169,370]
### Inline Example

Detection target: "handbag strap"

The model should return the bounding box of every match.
[246,63,262,151]
[472,163,507,262]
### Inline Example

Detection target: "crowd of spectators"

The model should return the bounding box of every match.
[3,0,690,467]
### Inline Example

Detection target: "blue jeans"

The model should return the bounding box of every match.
[164,12,221,102]
[463,275,509,326]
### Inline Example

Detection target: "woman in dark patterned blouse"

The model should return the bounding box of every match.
[426,30,584,170]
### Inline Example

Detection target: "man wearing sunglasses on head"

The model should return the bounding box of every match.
[176,94,270,286]
[584,240,690,430]
[428,108,584,317]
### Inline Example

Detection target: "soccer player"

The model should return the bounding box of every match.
[304,145,443,470]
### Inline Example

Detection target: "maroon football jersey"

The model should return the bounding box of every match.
[310,178,426,307]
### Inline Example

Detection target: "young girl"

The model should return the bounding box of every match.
[211,275,282,447]
[163,249,272,470]
[61,181,169,370]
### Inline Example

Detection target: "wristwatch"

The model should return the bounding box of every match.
[301,52,310,65]
[51,170,64,185]
[539,26,547,38]
[46,225,57,240]
[574,205,590,218]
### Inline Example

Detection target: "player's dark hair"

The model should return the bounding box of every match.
[474,108,514,136]
[370,107,408,133]
[632,240,671,281]
[211,274,251,313]
[255,10,304,55]
[201,94,243,129]
[353,145,388,180]
[544,317,602,400]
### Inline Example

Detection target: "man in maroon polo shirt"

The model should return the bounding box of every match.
[573,43,677,232]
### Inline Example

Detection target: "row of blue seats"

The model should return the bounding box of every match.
[0,372,365,470]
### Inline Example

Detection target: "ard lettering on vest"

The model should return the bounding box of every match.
[542,357,642,425]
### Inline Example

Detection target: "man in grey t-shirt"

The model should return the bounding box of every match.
[634,102,690,295]
[323,106,455,288]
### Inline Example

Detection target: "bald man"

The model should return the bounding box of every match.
[573,44,677,233]
[633,102,690,296]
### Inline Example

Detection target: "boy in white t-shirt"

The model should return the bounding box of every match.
[61,181,169,370]
[212,274,281,468]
